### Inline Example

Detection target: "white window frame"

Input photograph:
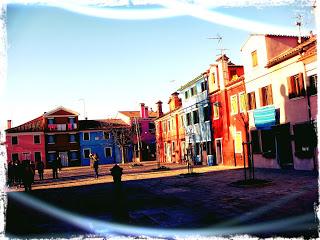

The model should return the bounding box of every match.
[238,92,247,113]
[11,136,18,145]
[33,134,41,144]
[213,102,220,120]
[83,148,91,159]
[103,131,110,140]
[47,134,55,144]
[69,133,77,143]
[34,151,42,161]
[104,147,112,158]
[230,94,238,115]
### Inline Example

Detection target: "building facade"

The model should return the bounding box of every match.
[241,34,317,170]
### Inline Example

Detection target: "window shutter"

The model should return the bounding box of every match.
[267,85,273,105]
[298,72,306,96]
[287,76,293,98]
[259,88,264,107]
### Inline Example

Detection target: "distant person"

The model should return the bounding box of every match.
[14,160,23,187]
[7,161,14,187]
[93,153,99,179]
[36,160,45,180]
[52,157,59,179]
[57,156,62,172]
[22,160,34,192]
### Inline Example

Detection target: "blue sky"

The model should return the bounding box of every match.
[0,1,316,130]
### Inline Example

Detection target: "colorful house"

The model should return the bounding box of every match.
[78,119,133,165]
[155,92,185,164]
[43,106,80,167]
[5,118,46,167]
[178,72,213,165]
[241,33,317,170]
[208,55,247,166]
[118,103,157,162]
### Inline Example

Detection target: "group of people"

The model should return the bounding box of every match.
[7,159,44,192]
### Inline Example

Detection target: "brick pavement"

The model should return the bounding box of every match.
[5,163,318,238]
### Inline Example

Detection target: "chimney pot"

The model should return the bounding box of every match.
[140,103,145,118]
[7,120,12,129]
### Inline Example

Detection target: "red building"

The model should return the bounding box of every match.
[43,106,80,167]
[208,55,248,166]
[155,92,185,164]
[5,117,46,166]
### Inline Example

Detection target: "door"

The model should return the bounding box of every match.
[166,144,172,163]
[273,123,293,168]
[215,139,223,165]
[59,152,69,167]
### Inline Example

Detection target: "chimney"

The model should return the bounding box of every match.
[140,103,145,118]
[144,106,149,118]
[156,101,163,117]
[7,120,12,129]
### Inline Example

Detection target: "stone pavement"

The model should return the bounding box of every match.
[4,162,319,239]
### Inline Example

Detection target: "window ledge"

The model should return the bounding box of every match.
[289,96,305,101]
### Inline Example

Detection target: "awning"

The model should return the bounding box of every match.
[253,106,276,130]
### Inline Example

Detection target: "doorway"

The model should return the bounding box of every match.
[59,152,69,167]
[273,123,293,168]
[215,139,223,165]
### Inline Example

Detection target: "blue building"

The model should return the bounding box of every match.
[79,119,133,166]
[178,72,213,165]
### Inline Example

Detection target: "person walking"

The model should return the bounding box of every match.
[93,153,99,179]
[36,160,44,180]
[22,160,34,192]
[52,157,59,179]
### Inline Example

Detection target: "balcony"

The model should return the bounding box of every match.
[47,123,77,132]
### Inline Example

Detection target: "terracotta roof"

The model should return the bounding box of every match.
[118,111,158,118]
[43,106,79,117]
[5,116,44,133]
[79,119,128,130]
[266,35,317,68]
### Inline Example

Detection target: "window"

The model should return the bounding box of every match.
[203,106,210,122]
[185,91,189,99]
[70,151,78,160]
[104,132,110,139]
[83,132,90,141]
[259,85,273,107]
[171,119,175,132]
[33,135,40,144]
[69,134,76,143]
[251,50,258,67]
[167,120,171,131]
[105,147,112,157]
[190,86,197,96]
[148,122,155,133]
[162,121,167,132]
[229,69,238,81]
[138,123,142,134]
[287,73,305,99]
[11,136,18,145]
[201,81,207,92]
[261,130,276,158]
[239,92,247,113]
[308,74,317,96]
[251,130,261,153]
[193,110,199,124]
[186,112,192,126]
[213,102,219,120]
[48,152,56,162]
[68,117,75,124]
[34,152,41,161]
[48,118,55,124]
[230,95,238,115]
[12,153,19,161]
[47,135,55,144]
[172,141,175,152]
[180,115,184,127]
[83,149,91,158]
[293,123,317,158]
[247,92,256,110]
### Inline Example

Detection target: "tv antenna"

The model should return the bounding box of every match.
[208,34,229,57]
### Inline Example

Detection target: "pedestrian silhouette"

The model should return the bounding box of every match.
[92,153,99,179]
[7,161,14,187]
[21,160,34,192]
[52,157,59,179]
[110,164,123,184]
[57,156,62,172]
[36,160,44,180]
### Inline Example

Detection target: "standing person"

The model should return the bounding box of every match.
[22,160,34,192]
[57,155,62,172]
[93,153,99,179]
[14,160,23,187]
[110,164,123,185]
[36,160,45,180]
[52,157,59,179]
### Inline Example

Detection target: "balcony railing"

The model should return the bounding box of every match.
[47,123,77,131]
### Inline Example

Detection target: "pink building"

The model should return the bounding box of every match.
[118,103,158,161]
[241,34,317,170]
[5,117,46,167]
